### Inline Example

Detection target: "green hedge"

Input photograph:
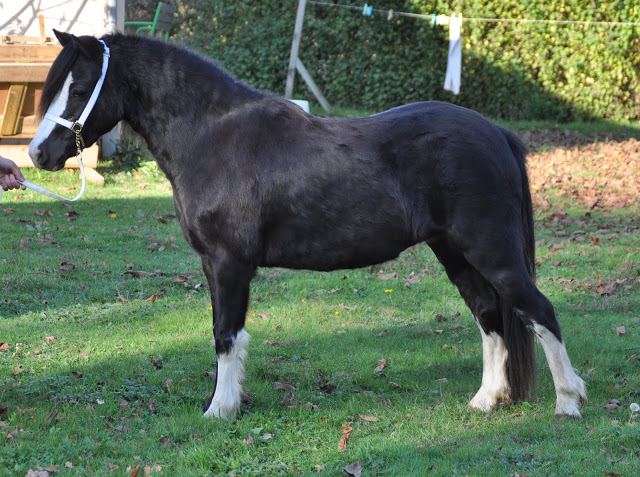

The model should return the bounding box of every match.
[126,1,640,121]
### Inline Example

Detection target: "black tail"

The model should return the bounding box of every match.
[501,128,537,403]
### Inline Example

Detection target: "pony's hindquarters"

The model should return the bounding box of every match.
[429,127,586,417]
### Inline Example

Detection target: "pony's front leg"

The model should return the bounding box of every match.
[201,251,255,419]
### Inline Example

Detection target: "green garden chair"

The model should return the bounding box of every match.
[124,2,176,41]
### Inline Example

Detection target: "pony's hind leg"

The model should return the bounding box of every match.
[472,322,510,412]
[200,251,255,418]
[465,245,587,418]
[522,294,587,418]
[430,242,512,413]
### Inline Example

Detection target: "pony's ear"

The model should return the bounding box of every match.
[53,29,74,47]
[69,35,95,57]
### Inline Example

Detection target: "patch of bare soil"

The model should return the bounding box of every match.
[518,129,640,212]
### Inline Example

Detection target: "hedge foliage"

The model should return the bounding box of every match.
[125,1,640,121]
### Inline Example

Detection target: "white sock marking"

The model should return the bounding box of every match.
[29,72,73,160]
[533,324,586,418]
[469,322,510,412]
[203,328,250,418]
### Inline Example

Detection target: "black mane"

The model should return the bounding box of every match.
[40,33,264,120]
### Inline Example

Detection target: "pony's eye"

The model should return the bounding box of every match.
[71,88,88,98]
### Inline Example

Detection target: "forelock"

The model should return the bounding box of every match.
[39,43,79,118]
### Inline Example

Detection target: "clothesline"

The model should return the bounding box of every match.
[308,1,640,27]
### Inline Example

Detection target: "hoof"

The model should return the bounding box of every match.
[202,393,239,419]
[555,410,582,420]
[469,396,496,414]
[203,400,238,419]
[555,378,587,420]
[469,387,510,413]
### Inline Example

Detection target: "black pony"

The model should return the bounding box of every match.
[29,31,586,419]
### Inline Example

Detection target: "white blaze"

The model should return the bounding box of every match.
[29,72,74,160]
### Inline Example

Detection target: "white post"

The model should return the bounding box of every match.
[101,0,125,157]
[285,0,307,99]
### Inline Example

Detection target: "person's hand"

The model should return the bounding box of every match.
[0,156,26,191]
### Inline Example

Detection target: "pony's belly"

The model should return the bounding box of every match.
[261,224,412,271]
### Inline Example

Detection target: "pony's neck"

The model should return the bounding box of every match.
[109,35,264,178]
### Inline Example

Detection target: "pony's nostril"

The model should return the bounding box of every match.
[32,150,44,167]
[28,144,42,165]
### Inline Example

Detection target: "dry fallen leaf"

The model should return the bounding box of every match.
[280,392,296,407]
[273,380,296,391]
[151,356,163,369]
[338,425,353,452]
[305,402,319,411]
[145,464,162,475]
[402,272,421,285]
[318,369,336,393]
[145,287,168,303]
[614,379,627,389]
[64,210,79,222]
[616,326,626,336]
[34,209,53,217]
[25,470,50,477]
[343,461,362,476]
[604,399,621,411]
[359,414,379,422]
[124,270,165,279]
[373,358,387,376]
[377,272,398,280]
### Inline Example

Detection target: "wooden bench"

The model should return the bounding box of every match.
[0,20,103,184]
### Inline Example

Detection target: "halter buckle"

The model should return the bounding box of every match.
[71,121,83,133]
[71,121,86,155]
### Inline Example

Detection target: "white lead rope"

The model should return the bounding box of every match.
[0,155,86,206]
[25,155,86,201]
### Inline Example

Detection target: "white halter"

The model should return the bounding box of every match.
[1,39,110,205]
[44,40,111,133]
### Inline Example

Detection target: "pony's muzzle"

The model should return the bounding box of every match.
[28,145,64,172]
[28,144,44,168]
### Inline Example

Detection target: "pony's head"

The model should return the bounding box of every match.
[29,30,119,171]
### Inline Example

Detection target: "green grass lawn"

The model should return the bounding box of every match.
[1,153,639,476]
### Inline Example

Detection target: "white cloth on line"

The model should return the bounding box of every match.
[444,14,463,95]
